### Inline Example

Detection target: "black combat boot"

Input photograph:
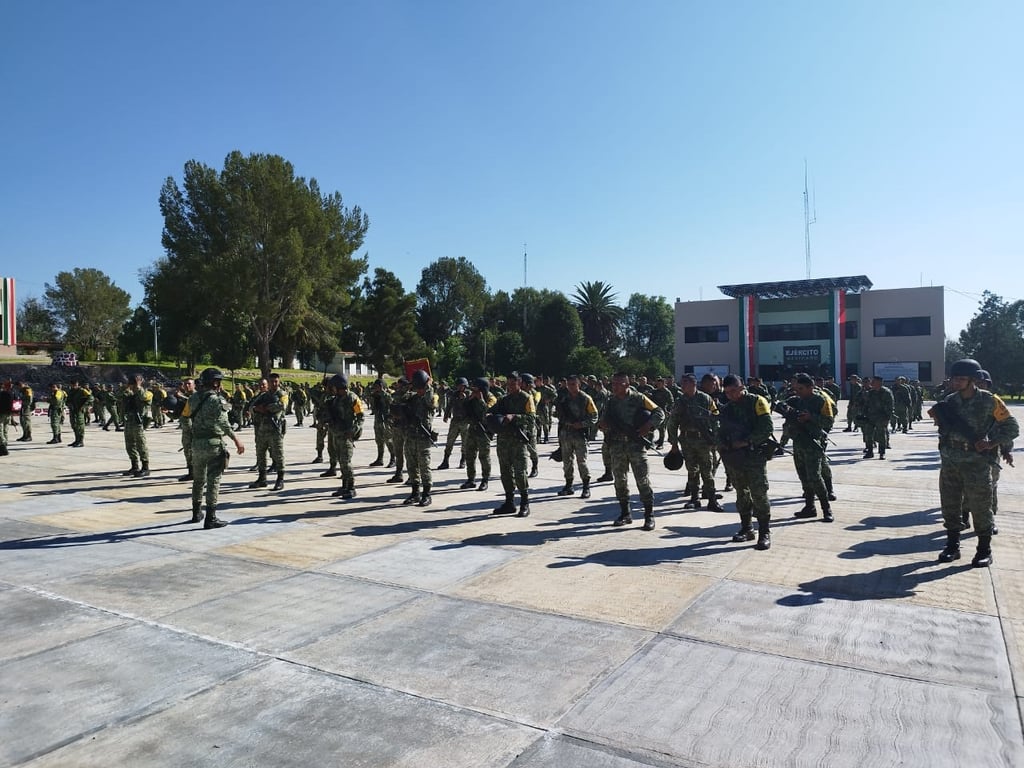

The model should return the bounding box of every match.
[477,477,489,492]
[706,494,724,512]
[203,505,228,529]
[135,462,150,478]
[178,467,193,482]
[273,472,284,491]
[122,461,140,476]
[580,479,591,499]
[312,452,323,463]
[683,489,701,510]
[596,469,613,483]
[755,522,772,551]
[960,509,971,531]
[0,444,8,456]
[529,459,539,479]
[516,490,530,517]
[419,483,432,507]
[613,500,632,527]
[557,482,574,496]
[320,465,338,477]
[403,485,421,505]
[682,479,694,496]
[47,436,59,444]
[249,471,268,489]
[369,448,384,467]
[732,515,755,542]
[190,501,204,524]
[938,529,961,563]
[458,456,466,469]
[862,448,874,459]
[820,501,834,523]
[794,496,818,519]
[972,534,993,568]
[386,471,404,483]
[493,493,516,515]
[386,451,396,468]
[436,453,451,470]
[642,501,655,531]
[459,478,476,490]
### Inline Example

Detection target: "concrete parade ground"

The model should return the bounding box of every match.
[1,406,1022,767]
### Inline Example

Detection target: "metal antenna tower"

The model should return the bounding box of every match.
[522,243,528,329]
[804,160,816,279]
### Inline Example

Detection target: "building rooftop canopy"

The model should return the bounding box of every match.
[717,275,873,299]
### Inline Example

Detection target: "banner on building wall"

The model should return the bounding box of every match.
[1,277,15,346]
[783,345,821,367]
[873,362,920,381]
[693,364,730,379]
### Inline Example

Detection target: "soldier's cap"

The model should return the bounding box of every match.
[519,373,534,385]
[331,373,348,389]
[680,373,697,383]
[471,377,490,392]
[455,377,468,387]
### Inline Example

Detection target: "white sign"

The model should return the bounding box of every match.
[873,362,919,381]
[692,364,730,379]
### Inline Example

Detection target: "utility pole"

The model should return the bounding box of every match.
[804,160,816,279]
[522,243,528,330]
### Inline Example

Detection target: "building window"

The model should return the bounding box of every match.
[874,316,931,337]
[845,320,858,339]
[685,325,729,343]
[758,322,830,342]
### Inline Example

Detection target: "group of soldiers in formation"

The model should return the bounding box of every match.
[0,359,1016,565]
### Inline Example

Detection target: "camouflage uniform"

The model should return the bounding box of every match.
[717,391,774,545]
[17,384,33,441]
[554,383,598,494]
[189,385,237,526]
[121,383,153,475]
[599,386,665,528]
[291,384,308,426]
[667,389,719,508]
[859,382,894,458]
[327,382,364,498]
[489,383,536,516]
[463,382,496,488]
[893,378,913,433]
[845,377,863,431]
[536,379,557,444]
[439,381,469,469]
[366,382,393,466]
[47,385,66,443]
[649,381,674,449]
[65,382,94,447]
[249,384,287,489]
[403,385,435,505]
[783,388,835,519]
[387,384,410,482]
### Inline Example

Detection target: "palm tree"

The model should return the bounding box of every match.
[572,281,624,354]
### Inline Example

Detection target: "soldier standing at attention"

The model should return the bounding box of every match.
[598,371,665,530]
[189,368,245,528]
[46,382,66,444]
[489,373,536,517]
[249,373,288,491]
[536,375,557,444]
[717,374,775,550]
[291,382,308,427]
[844,375,863,431]
[554,374,599,498]
[649,377,674,449]
[932,359,1018,567]
[387,378,410,483]
[785,373,836,522]
[667,373,722,511]
[437,377,470,470]
[893,376,913,434]
[860,375,894,459]
[150,381,167,428]
[519,373,542,478]
[177,377,196,481]
[327,374,365,499]
[65,379,93,448]
[402,370,435,506]
[15,381,34,442]
[462,377,497,491]
[366,378,393,467]
[120,373,154,477]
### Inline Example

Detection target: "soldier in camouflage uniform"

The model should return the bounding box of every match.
[536,375,557,444]
[65,379,93,448]
[784,373,835,522]
[859,376,894,458]
[667,373,722,511]
[366,378,393,467]
[932,359,1019,567]
[189,368,245,528]
[15,381,34,442]
[554,374,599,498]
[520,374,542,478]
[387,378,410,484]
[0,380,13,456]
[249,374,288,491]
[46,382,66,444]
[489,373,536,517]
[717,374,775,550]
[598,372,665,530]
[326,373,365,499]
[893,376,913,433]
[120,374,154,477]
[291,382,308,427]
[438,377,469,470]
[462,377,496,491]
[649,377,674,449]
[177,377,196,481]
[844,375,863,431]
[402,370,436,506]
[586,376,613,483]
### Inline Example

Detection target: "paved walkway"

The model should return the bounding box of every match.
[1,407,1022,767]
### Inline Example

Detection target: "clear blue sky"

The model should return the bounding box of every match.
[2,1,1021,338]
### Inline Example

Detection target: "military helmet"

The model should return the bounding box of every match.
[331,373,348,389]
[455,377,468,387]
[663,449,685,471]
[199,367,224,384]
[950,359,982,378]
[472,377,489,392]
[976,369,992,382]
[411,370,430,388]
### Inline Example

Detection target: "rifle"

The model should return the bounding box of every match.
[930,399,996,453]
[772,401,833,451]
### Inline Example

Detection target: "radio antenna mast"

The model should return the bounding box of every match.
[522,243,528,329]
[804,160,816,278]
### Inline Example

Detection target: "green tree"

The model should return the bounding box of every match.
[43,268,132,359]
[153,151,368,378]
[117,306,156,362]
[567,346,613,379]
[415,257,488,347]
[493,330,526,374]
[352,268,427,376]
[15,296,58,342]
[621,293,674,366]
[572,280,624,354]
[958,292,1024,385]
[528,294,583,376]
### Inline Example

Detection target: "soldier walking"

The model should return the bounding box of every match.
[188,368,245,528]
[65,379,93,448]
[859,376,894,459]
